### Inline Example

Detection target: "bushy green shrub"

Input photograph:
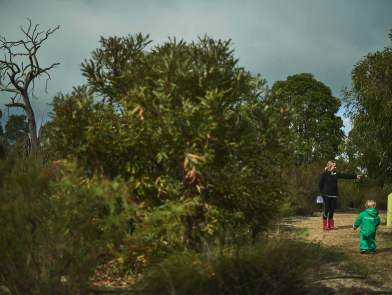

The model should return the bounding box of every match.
[0,159,135,294]
[362,179,387,210]
[46,35,293,244]
[283,162,324,216]
[337,181,362,209]
[117,196,227,276]
[135,238,331,295]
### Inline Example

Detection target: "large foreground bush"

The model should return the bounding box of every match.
[45,34,293,244]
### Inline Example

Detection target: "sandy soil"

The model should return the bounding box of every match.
[288,212,392,293]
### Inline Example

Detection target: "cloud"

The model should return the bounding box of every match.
[0,0,391,131]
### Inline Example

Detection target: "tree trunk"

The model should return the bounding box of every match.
[22,93,39,154]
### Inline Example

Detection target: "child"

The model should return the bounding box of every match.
[353,200,381,254]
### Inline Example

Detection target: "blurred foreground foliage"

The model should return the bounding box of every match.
[0,158,135,294]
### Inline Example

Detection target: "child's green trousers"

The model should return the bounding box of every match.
[359,232,376,252]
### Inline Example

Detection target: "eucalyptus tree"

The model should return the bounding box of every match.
[270,73,344,164]
[345,30,392,184]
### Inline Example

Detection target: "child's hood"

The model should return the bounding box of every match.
[365,208,379,217]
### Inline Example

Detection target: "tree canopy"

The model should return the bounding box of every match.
[270,73,344,164]
[4,114,29,143]
[345,31,392,184]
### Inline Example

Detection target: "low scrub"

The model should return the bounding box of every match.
[0,158,135,295]
[136,238,335,295]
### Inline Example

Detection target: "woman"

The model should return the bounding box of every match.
[319,161,360,230]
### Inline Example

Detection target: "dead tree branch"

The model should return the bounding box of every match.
[0,19,60,154]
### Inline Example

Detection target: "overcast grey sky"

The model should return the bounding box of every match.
[0,0,391,131]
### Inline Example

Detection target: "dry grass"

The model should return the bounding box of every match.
[288,212,392,292]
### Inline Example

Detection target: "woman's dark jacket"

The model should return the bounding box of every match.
[319,171,357,196]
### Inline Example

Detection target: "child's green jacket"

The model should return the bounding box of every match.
[353,208,380,252]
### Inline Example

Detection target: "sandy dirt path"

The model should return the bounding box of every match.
[289,212,392,292]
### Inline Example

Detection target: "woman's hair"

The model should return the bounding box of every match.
[325,161,335,171]
[365,200,376,209]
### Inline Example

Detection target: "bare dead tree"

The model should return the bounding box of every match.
[0,19,60,154]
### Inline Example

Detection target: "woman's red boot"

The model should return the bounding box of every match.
[329,219,336,230]
[323,218,328,230]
